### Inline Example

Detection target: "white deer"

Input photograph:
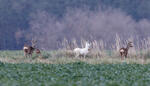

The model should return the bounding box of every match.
[73,42,91,58]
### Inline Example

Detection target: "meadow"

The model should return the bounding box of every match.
[0,50,149,64]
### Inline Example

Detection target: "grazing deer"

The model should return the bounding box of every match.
[73,42,91,58]
[119,42,133,59]
[23,39,37,57]
[35,49,41,54]
[35,48,42,58]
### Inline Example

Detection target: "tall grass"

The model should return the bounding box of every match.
[60,34,150,62]
[0,34,150,64]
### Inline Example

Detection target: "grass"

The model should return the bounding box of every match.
[0,50,149,64]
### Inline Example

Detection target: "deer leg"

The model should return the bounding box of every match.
[25,54,27,58]
[121,55,124,60]
[123,55,126,60]
[27,53,31,58]
[120,53,124,60]
[83,54,85,59]
[26,54,28,58]
[125,52,128,58]
[24,52,26,57]
[75,53,79,58]
[27,53,29,58]
[24,53,29,58]
[28,54,30,58]
[24,49,28,57]
[125,54,127,58]
[122,54,125,60]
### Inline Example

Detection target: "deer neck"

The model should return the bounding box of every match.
[32,44,35,48]
[126,45,130,50]
[85,45,89,50]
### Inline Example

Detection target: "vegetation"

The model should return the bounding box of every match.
[0,62,149,86]
[1,0,150,85]
[0,50,148,64]
[0,50,149,85]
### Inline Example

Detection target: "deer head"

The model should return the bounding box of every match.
[127,42,133,48]
[85,42,91,48]
[31,39,37,48]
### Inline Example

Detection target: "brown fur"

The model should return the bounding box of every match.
[36,49,41,54]
[23,39,39,57]
[23,44,35,57]
[119,42,133,59]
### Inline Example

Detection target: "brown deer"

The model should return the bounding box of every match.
[35,49,41,54]
[119,42,133,59]
[35,48,42,58]
[23,39,37,57]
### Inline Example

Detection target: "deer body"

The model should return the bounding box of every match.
[119,42,133,59]
[23,39,41,57]
[73,42,91,58]
[120,48,128,58]
[23,45,35,57]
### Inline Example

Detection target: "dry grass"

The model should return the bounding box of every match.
[0,50,149,64]
[1,35,150,64]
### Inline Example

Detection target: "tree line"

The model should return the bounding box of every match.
[0,0,150,50]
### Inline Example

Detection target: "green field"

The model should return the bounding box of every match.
[0,51,150,86]
[0,62,149,86]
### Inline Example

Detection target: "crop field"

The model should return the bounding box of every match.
[0,51,150,86]
[0,62,150,86]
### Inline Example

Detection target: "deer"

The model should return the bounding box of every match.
[73,42,91,58]
[23,39,41,57]
[119,42,133,59]
[35,48,42,58]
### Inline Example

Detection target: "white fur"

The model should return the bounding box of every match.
[120,49,124,52]
[73,42,91,57]
[23,47,28,50]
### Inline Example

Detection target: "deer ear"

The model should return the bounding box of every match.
[128,41,132,44]
[86,42,89,44]
[88,43,91,46]
[129,41,132,43]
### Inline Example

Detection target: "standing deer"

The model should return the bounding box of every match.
[73,42,91,58]
[119,42,133,59]
[23,39,38,57]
